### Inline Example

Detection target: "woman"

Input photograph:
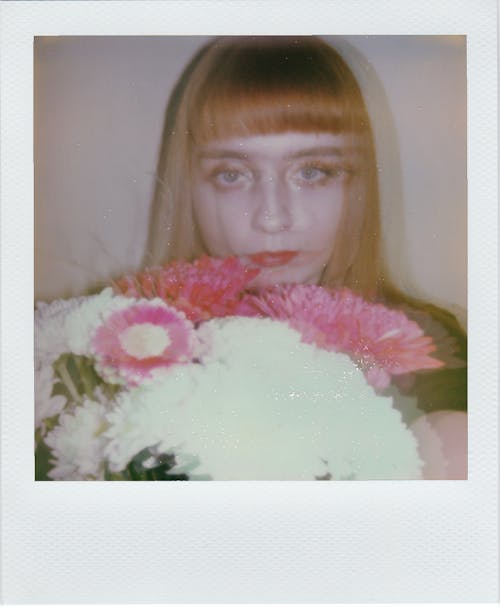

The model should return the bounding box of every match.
[146,36,467,479]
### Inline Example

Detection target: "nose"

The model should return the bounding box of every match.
[251,175,293,233]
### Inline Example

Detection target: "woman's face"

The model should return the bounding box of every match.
[192,132,363,287]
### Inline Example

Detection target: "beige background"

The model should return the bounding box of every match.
[34,35,467,322]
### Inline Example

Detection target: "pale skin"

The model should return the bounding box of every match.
[192,131,467,480]
[192,132,362,287]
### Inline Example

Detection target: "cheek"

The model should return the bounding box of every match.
[308,200,344,248]
[192,188,253,254]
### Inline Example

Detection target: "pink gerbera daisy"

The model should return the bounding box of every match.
[238,285,443,390]
[91,303,196,386]
[112,256,260,323]
[237,284,346,348]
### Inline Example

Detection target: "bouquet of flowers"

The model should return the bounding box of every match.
[35,256,443,481]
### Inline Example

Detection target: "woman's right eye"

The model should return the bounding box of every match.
[217,170,241,183]
[210,166,251,189]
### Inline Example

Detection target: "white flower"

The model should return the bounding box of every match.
[35,296,85,367]
[104,317,422,480]
[34,288,124,365]
[63,288,128,356]
[35,364,67,432]
[45,399,109,480]
[103,365,198,472]
[197,316,304,365]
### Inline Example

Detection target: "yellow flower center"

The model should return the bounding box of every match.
[119,323,171,359]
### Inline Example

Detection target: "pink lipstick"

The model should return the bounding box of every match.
[248,251,299,268]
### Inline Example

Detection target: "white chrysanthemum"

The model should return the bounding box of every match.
[105,317,422,480]
[103,365,198,471]
[63,288,132,356]
[35,364,67,432]
[35,288,124,365]
[196,316,304,364]
[45,399,109,480]
[35,295,85,366]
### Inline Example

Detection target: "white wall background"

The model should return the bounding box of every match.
[34,35,467,321]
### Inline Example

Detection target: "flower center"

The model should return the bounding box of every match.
[119,323,171,359]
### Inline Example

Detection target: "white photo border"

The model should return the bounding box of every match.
[1,0,498,604]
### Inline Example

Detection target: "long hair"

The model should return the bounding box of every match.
[146,36,387,299]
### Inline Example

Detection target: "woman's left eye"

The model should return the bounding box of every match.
[218,170,242,183]
[292,162,354,186]
[299,166,327,182]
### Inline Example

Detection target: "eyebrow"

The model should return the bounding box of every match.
[198,149,249,160]
[287,146,354,159]
[197,146,358,161]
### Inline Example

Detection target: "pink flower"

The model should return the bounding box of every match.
[237,284,343,348]
[113,256,260,323]
[238,285,443,390]
[91,303,196,386]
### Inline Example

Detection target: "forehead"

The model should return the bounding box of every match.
[196,132,363,161]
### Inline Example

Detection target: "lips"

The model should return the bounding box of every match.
[247,250,299,268]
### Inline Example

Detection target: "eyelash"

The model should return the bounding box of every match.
[206,161,356,190]
[293,161,355,186]
[209,166,250,188]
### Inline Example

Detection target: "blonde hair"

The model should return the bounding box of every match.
[147,36,387,299]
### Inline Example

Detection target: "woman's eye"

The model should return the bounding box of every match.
[210,167,250,188]
[299,166,326,182]
[293,163,354,186]
[218,170,241,183]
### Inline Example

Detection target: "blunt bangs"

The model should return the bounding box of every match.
[187,37,369,144]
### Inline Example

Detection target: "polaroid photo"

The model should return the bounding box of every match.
[1,0,498,604]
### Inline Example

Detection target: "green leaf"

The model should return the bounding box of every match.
[35,439,54,481]
[51,353,121,405]
[114,447,194,481]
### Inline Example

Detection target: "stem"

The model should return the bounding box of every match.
[55,359,82,405]
[80,362,96,400]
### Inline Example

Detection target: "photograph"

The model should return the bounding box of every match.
[2,1,498,603]
[34,35,467,481]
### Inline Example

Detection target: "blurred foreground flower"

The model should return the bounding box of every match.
[113,255,260,322]
[34,256,450,481]
[238,285,443,389]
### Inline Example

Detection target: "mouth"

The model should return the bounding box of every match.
[247,250,299,268]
